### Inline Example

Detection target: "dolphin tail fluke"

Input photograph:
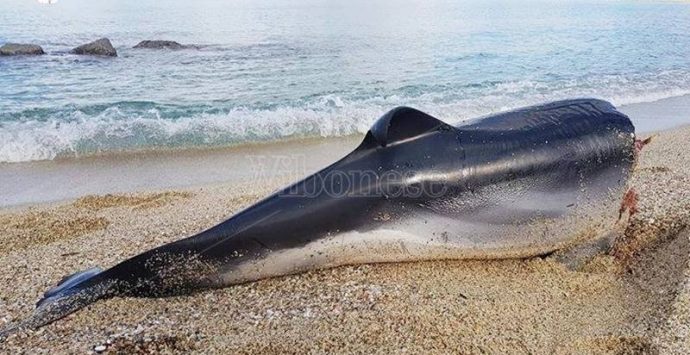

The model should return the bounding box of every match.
[1,267,111,340]
[38,267,104,307]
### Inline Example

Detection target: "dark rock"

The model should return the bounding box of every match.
[133,40,186,50]
[71,38,117,57]
[0,43,45,56]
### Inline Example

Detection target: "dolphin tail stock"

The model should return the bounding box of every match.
[1,267,112,339]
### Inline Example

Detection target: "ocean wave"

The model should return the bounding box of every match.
[2,70,690,163]
[0,104,377,163]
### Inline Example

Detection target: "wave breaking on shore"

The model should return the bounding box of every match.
[2,72,690,163]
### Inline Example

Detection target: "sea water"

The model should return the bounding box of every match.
[1,0,689,163]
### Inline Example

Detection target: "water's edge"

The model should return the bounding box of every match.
[2,93,689,165]
[1,95,688,208]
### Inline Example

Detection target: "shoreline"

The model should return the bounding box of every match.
[0,124,688,353]
[0,135,361,208]
[2,95,690,208]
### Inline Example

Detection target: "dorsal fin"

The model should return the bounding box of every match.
[365,106,451,148]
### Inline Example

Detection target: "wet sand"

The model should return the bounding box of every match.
[1,126,689,353]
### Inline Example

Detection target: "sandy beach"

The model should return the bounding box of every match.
[0,120,688,353]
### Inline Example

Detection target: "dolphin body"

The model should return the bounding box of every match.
[11,98,636,332]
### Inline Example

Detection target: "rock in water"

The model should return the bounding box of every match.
[133,40,186,50]
[71,38,117,57]
[0,43,45,56]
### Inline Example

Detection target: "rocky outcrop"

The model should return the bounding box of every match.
[71,38,117,57]
[0,43,45,56]
[133,40,187,50]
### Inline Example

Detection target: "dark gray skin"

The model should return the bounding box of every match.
[3,98,636,334]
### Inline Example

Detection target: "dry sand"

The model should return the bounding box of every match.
[1,127,689,354]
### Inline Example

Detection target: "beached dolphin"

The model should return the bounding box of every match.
[6,98,636,333]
